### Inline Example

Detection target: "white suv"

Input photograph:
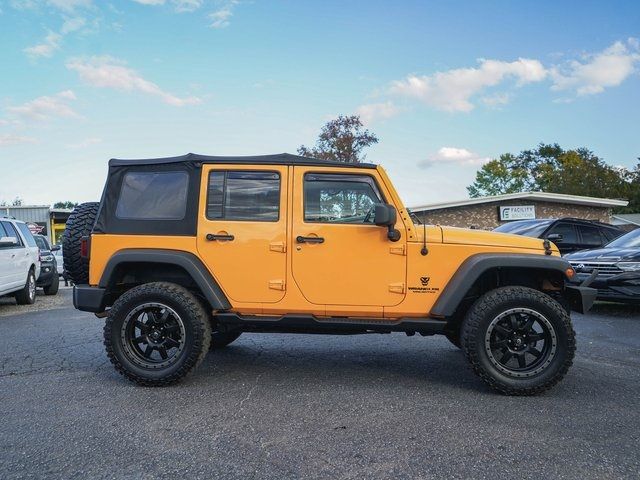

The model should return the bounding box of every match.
[0,218,41,304]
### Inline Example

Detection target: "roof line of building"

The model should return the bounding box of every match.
[612,214,640,226]
[409,191,629,211]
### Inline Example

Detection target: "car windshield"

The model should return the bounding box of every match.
[493,220,553,237]
[605,228,640,248]
[34,235,49,250]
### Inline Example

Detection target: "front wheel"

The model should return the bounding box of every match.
[104,282,211,386]
[461,286,575,396]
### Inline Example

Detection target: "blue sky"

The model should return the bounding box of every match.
[0,0,639,207]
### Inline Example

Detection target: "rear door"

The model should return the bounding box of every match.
[0,222,16,293]
[0,221,25,288]
[197,165,288,304]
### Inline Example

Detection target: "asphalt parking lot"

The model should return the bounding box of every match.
[0,290,639,479]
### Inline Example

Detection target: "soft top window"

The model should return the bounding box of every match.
[115,171,189,220]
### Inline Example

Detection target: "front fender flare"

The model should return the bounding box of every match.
[430,253,575,318]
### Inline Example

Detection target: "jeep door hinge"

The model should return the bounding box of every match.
[269,279,286,291]
[269,241,286,253]
[389,245,406,256]
[388,282,405,294]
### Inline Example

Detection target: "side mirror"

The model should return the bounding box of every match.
[546,233,564,243]
[373,204,401,242]
[51,245,61,252]
[0,236,19,247]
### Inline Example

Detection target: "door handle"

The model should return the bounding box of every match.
[206,233,235,241]
[296,235,324,244]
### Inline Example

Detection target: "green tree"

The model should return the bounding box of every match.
[297,115,378,163]
[468,144,633,211]
[53,201,79,209]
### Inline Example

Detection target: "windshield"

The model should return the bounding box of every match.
[605,228,640,248]
[34,236,49,250]
[494,220,553,237]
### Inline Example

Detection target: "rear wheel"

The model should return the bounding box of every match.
[104,282,211,386]
[210,331,241,349]
[15,270,36,305]
[461,286,575,396]
[63,202,99,285]
[43,273,59,295]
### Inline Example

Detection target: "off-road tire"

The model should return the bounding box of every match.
[461,286,575,396]
[43,273,59,296]
[63,202,99,285]
[15,269,36,305]
[104,282,211,386]
[210,331,241,349]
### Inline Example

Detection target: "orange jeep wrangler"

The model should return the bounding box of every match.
[64,153,596,395]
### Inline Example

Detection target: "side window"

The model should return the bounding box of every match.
[578,225,603,246]
[116,171,189,220]
[0,222,8,248]
[548,223,577,243]
[206,171,280,221]
[304,173,383,224]
[2,222,24,247]
[15,223,36,247]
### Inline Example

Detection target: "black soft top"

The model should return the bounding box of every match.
[109,152,377,169]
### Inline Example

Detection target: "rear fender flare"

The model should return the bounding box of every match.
[99,249,231,310]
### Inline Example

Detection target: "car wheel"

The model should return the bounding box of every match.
[104,282,211,386]
[43,273,60,296]
[63,202,99,285]
[210,331,241,350]
[460,286,575,396]
[15,269,36,305]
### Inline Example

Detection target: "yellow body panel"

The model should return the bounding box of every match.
[89,164,558,319]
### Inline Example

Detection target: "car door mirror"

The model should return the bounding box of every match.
[373,204,401,242]
[51,245,61,251]
[0,236,19,247]
[374,203,396,226]
[546,233,563,243]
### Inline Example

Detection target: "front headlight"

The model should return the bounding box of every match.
[617,262,640,271]
[41,254,54,262]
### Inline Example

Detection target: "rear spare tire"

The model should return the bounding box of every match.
[63,202,99,285]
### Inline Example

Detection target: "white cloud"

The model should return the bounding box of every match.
[0,134,38,146]
[391,58,547,112]
[24,31,62,58]
[551,39,640,96]
[67,137,102,148]
[131,0,165,4]
[481,92,511,107]
[61,16,86,33]
[418,147,490,169]
[47,0,92,12]
[131,0,203,11]
[356,101,401,124]
[66,56,202,106]
[7,90,79,121]
[209,0,238,28]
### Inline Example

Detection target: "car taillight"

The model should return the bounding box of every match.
[80,237,89,258]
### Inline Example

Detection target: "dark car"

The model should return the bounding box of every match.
[33,234,60,295]
[493,218,624,255]
[565,229,640,304]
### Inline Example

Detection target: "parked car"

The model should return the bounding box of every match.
[493,218,624,255]
[566,228,640,304]
[0,217,41,304]
[33,235,60,295]
[53,246,64,275]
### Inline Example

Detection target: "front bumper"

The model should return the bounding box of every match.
[37,262,55,286]
[573,272,640,304]
[73,285,106,312]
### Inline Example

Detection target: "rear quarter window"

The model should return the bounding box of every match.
[115,171,189,220]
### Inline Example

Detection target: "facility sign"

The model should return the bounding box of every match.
[499,205,535,221]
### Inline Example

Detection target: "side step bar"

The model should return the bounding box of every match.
[215,313,447,336]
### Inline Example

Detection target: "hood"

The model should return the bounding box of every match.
[565,247,640,262]
[438,226,553,252]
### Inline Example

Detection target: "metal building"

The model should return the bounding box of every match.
[1,205,52,242]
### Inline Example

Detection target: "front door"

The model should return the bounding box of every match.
[291,167,407,307]
[197,165,288,304]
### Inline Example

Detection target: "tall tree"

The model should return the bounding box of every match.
[467,144,636,212]
[297,115,378,163]
[53,201,79,209]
